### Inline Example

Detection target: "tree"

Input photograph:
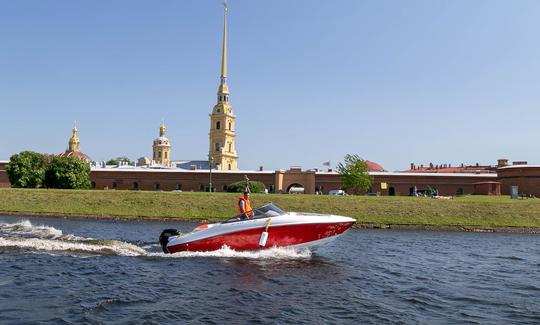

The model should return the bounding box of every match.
[226,180,266,193]
[106,156,133,165]
[45,156,91,189]
[5,151,49,188]
[336,154,373,194]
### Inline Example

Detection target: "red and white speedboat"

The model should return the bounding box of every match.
[159,203,355,253]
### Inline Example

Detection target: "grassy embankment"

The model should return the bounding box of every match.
[1,188,540,229]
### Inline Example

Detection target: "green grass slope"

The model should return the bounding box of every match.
[1,189,540,228]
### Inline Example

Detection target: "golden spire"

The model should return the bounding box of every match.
[221,1,228,82]
[68,126,80,152]
[217,2,229,97]
[159,122,166,137]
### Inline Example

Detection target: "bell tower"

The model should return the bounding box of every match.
[209,2,238,171]
[153,123,172,167]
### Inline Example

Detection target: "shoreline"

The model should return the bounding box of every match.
[2,210,540,234]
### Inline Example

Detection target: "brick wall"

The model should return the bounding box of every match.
[0,162,10,187]
[497,166,540,197]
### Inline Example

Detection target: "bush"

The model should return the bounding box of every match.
[226,180,266,193]
[106,156,133,165]
[6,151,49,188]
[45,156,91,189]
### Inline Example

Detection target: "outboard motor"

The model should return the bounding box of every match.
[159,229,180,253]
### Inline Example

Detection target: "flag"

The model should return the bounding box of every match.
[322,161,331,167]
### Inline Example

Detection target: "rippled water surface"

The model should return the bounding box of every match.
[1,215,540,324]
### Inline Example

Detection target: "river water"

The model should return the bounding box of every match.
[0,215,539,324]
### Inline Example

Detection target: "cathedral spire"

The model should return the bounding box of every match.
[217,2,229,99]
[209,2,238,171]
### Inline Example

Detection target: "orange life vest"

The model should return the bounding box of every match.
[237,196,253,216]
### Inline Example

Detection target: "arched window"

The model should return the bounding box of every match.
[164,152,168,159]
[216,121,221,130]
[228,122,232,130]
[228,164,231,170]
[158,151,162,158]
[228,142,232,152]
[215,143,220,152]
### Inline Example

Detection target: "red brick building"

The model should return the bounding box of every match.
[0,161,9,188]
[497,165,540,196]
[2,159,539,197]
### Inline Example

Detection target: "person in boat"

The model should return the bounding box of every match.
[238,191,254,220]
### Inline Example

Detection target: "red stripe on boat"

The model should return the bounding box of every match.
[194,224,209,230]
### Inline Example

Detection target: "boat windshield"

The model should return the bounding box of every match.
[224,203,286,223]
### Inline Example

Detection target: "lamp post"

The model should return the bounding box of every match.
[208,155,214,192]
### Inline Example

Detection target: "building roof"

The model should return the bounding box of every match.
[59,150,92,163]
[403,166,496,174]
[174,160,210,170]
[91,166,276,174]
[498,165,540,169]
[473,181,502,184]
[316,170,497,178]
[366,160,385,172]
[372,171,497,177]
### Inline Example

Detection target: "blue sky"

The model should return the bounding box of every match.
[1,0,539,171]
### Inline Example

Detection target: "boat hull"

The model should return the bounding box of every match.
[166,218,354,253]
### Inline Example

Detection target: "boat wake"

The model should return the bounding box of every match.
[0,220,311,259]
[0,220,146,256]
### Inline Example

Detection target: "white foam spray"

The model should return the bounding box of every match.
[0,221,312,259]
[145,245,312,259]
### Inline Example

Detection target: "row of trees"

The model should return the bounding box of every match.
[6,151,91,189]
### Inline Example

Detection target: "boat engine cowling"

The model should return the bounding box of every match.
[159,229,180,253]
